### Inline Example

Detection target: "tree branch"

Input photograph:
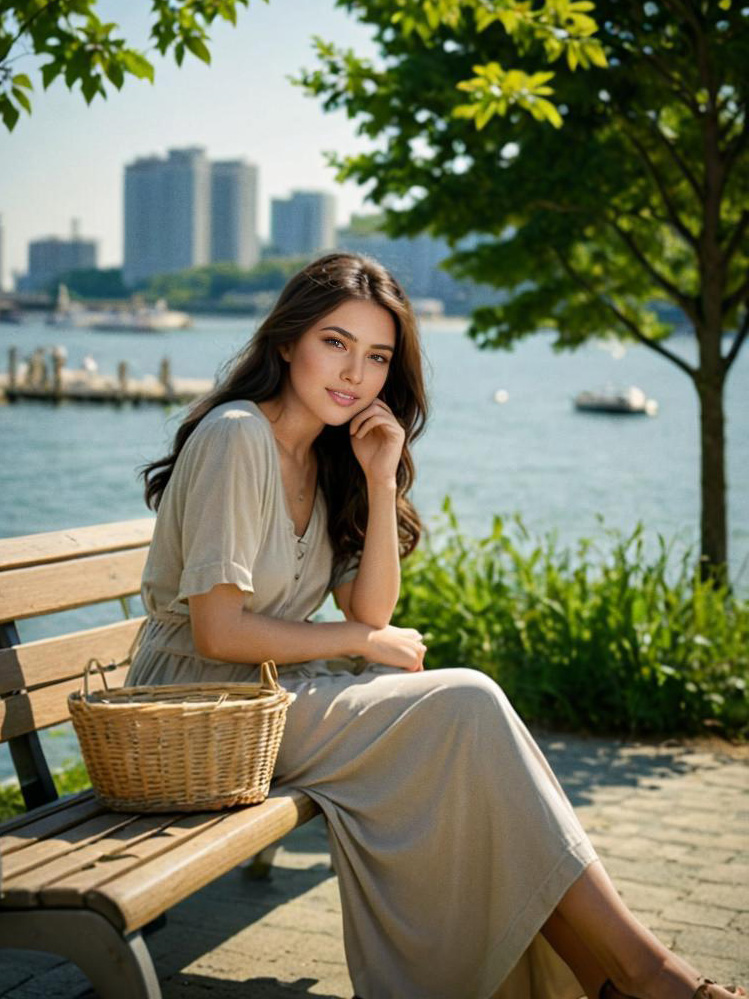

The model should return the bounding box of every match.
[646,118,703,201]
[639,49,701,118]
[621,128,699,249]
[723,304,749,374]
[553,248,697,379]
[607,217,697,321]
[723,270,749,315]
[722,210,749,269]
[0,0,64,65]
[723,118,749,186]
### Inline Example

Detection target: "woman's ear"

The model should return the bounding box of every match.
[279,342,293,363]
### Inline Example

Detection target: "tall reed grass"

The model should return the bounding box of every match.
[394,498,748,739]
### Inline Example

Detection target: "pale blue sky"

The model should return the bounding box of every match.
[0,0,380,286]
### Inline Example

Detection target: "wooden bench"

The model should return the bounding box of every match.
[0,519,319,998]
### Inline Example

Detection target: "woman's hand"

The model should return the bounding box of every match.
[357,623,427,672]
[349,399,405,485]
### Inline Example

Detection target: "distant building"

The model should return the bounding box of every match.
[211,160,260,269]
[17,219,97,292]
[123,148,260,286]
[270,190,336,257]
[336,222,500,315]
[0,213,5,292]
[124,147,212,287]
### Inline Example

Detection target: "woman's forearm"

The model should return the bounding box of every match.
[349,478,401,628]
[193,603,367,667]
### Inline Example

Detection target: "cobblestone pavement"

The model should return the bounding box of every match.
[1,731,747,998]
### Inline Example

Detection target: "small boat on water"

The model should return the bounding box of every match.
[46,285,192,332]
[574,385,658,416]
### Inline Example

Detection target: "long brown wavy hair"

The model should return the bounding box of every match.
[141,252,428,579]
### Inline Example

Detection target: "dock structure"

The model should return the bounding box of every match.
[0,347,214,406]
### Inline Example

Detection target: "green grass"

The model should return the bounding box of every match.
[0,759,90,822]
[394,498,749,740]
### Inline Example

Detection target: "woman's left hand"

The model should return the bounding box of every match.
[349,399,405,485]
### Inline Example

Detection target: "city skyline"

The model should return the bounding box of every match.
[0,0,379,289]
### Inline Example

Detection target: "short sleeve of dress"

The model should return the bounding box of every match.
[329,553,360,593]
[173,412,268,606]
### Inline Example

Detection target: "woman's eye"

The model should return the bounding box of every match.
[324,337,345,348]
[371,354,389,364]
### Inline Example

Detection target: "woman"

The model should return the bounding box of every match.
[126,252,743,999]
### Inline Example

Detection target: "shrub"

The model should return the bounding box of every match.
[394,498,749,739]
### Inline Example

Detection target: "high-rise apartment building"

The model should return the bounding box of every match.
[270,190,336,257]
[0,214,5,293]
[211,160,259,269]
[337,219,502,315]
[18,219,97,292]
[124,147,213,287]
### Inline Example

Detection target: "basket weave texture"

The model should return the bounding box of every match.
[68,659,294,813]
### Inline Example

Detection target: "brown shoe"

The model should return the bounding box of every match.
[599,981,635,999]
[693,980,745,998]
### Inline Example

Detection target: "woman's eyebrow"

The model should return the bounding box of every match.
[321,325,395,353]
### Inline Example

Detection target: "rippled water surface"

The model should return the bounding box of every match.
[1,315,747,776]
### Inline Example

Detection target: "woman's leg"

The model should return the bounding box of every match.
[541,909,612,998]
[550,859,744,999]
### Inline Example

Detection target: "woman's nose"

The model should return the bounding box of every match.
[342,354,364,383]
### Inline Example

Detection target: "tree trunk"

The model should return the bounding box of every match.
[696,371,728,584]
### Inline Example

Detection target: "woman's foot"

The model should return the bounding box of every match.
[612,958,746,999]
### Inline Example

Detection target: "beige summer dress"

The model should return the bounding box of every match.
[125,399,597,999]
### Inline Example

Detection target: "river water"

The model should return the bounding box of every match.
[1,315,747,777]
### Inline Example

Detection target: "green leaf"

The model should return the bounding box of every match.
[12,74,33,90]
[1,100,20,131]
[121,50,155,82]
[185,35,211,64]
[12,87,32,113]
[40,62,62,89]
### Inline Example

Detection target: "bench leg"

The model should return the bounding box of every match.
[240,843,280,879]
[0,908,161,999]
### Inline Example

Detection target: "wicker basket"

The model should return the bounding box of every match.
[68,659,295,813]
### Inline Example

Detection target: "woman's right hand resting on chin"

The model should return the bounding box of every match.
[356,623,427,672]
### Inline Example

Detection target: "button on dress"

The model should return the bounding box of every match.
[125,399,597,999]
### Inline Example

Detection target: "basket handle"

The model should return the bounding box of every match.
[82,658,118,698]
[259,659,280,692]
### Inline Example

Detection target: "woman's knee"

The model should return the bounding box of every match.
[437,666,509,713]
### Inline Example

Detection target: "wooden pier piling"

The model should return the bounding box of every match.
[0,347,213,406]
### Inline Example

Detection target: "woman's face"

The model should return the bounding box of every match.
[280,298,397,426]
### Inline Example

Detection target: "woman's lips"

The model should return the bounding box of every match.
[327,389,359,407]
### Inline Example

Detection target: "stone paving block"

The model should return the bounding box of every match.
[639,823,733,848]
[728,909,749,936]
[610,876,684,912]
[683,880,749,912]
[599,856,699,893]
[665,900,737,929]
[696,862,749,885]
[673,924,747,962]
[685,953,749,986]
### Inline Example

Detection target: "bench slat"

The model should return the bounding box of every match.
[0,618,145,696]
[0,549,147,623]
[0,664,131,741]
[0,519,154,571]
[0,791,100,853]
[3,816,183,905]
[39,813,226,908]
[85,790,319,932]
[2,812,145,887]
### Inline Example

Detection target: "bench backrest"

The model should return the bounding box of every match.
[0,518,154,747]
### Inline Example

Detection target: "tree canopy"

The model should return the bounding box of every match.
[300,0,746,361]
[0,0,258,131]
[298,0,748,574]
